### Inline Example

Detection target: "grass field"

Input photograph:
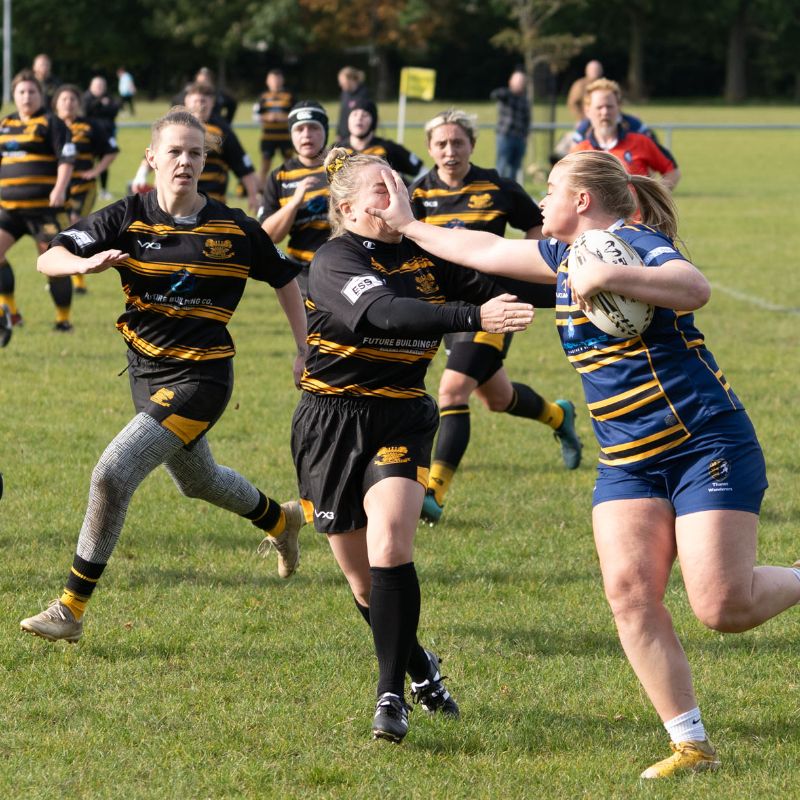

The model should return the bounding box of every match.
[1,101,799,799]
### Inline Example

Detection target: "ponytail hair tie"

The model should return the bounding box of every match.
[326,154,348,182]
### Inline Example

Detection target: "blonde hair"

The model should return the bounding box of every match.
[324,146,387,239]
[557,151,679,240]
[424,108,478,145]
[150,105,219,152]
[583,78,622,105]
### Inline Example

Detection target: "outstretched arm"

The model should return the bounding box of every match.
[38,245,129,277]
[367,170,555,284]
[274,279,308,388]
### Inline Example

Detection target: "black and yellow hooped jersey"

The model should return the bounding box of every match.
[0,109,75,211]
[256,90,294,144]
[51,191,298,362]
[302,232,501,398]
[66,116,119,198]
[333,135,423,179]
[260,157,329,264]
[410,164,541,236]
[201,115,255,202]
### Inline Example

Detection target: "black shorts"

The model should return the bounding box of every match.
[443,332,513,386]
[68,184,97,219]
[260,138,294,159]
[0,207,70,244]
[292,392,439,533]
[127,349,233,447]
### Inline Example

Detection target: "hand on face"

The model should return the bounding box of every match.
[365,169,414,234]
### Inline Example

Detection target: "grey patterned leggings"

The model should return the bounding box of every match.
[76,413,260,564]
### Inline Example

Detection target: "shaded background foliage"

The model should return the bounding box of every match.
[7,0,800,102]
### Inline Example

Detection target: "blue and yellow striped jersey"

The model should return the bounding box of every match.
[539,222,742,468]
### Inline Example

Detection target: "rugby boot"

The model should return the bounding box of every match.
[372,692,410,743]
[640,739,721,779]
[410,650,460,718]
[20,599,83,643]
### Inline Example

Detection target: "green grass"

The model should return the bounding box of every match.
[1,102,799,799]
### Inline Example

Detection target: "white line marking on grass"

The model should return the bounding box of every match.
[711,283,800,315]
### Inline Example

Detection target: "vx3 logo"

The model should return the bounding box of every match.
[137,240,162,250]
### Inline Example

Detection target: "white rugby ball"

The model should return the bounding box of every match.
[568,229,654,338]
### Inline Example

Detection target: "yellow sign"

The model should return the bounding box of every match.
[399,67,436,101]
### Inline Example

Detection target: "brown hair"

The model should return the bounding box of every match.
[150,105,217,152]
[557,151,679,240]
[51,83,81,111]
[324,146,387,239]
[11,69,42,96]
[184,81,215,98]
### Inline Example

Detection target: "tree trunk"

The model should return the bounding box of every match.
[626,6,646,101]
[724,0,749,102]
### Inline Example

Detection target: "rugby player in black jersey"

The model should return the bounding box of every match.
[260,101,330,297]
[0,70,75,332]
[253,69,295,188]
[291,147,533,742]
[410,109,582,525]
[20,106,307,644]
[53,84,119,295]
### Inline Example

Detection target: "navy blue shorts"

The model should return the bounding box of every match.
[592,411,767,516]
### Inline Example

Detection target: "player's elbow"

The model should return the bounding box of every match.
[685,271,711,310]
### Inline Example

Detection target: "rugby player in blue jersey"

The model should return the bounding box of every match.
[368,149,800,779]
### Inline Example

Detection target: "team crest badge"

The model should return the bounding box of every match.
[467,193,492,210]
[415,271,439,295]
[203,238,234,260]
[374,446,411,466]
[708,458,731,482]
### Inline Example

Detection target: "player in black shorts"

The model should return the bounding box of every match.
[410,109,582,524]
[253,69,295,187]
[334,98,424,182]
[260,100,330,297]
[20,107,307,644]
[0,70,75,332]
[53,84,119,295]
[292,147,534,742]
[132,83,260,214]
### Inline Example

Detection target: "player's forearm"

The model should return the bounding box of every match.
[275,280,308,354]
[662,168,681,191]
[38,245,83,277]
[261,206,297,243]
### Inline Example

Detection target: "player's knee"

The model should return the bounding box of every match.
[483,394,510,412]
[89,455,130,506]
[691,591,754,633]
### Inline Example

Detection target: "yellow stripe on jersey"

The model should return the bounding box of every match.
[567,338,647,374]
[421,210,506,226]
[0,197,52,209]
[368,254,435,277]
[127,294,233,324]
[127,221,247,237]
[0,176,58,186]
[285,246,315,263]
[299,375,427,399]
[123,257,250,280]
[598,424,691,466]
[411,181,500,198]
[161,414,210,445]
[276,166,324,180]
[278,188,328,207]
[0,153,57,163]
[308,333,438,365]
[587,379,664,420]
[118,323,235,360]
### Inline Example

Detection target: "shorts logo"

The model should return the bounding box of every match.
[341,274,384,304]
[414,271,439,295]
[314,508,334,520]
[150,387,175,407]
[203,238,233,260]
[709,458,730,482]
[374,446,411,466]
[467,193,492,210]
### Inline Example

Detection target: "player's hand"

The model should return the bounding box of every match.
[291,176,317,208]
[479,293,534,333]
[78,249,130,274]
[292,349,306,388]
[567,249,608,312]
[49,188,66,208]
[367,169,414,233]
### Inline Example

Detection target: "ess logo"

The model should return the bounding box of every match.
[149,388,175,407]
[374,446,411,466]
[137,240,161,250]
[341,274,384,304]
[203,239,233,260]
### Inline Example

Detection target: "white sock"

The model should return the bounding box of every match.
[790,567,800,583]
[664,707,706,743]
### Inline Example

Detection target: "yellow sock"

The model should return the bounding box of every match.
[267,509,287,537]
[428,461,456,505]
[0,294,17,315]
[537,400,565,430]
[55,306,71,324]
[72,274,87,290]
[300,498,314,525]
[60,589,89,620]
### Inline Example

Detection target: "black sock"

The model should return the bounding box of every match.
[434,405,470,468]
[49,275,72,309]
[244,490,282,531]
[369,562,420,697]
[354,595,429,681]
[505,382,544,420]
[0,259,15,294]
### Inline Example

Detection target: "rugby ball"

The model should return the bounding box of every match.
[568,229,654,338]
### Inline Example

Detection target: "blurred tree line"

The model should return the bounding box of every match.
[8,0,800,103]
